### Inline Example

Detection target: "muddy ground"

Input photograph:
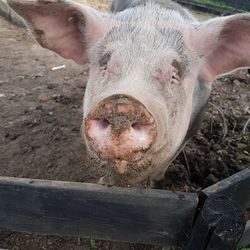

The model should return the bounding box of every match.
[0,3,249,250]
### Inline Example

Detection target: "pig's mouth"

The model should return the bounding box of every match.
[112,159,129,175]
[89,147,149,175]
[109,152,148,174]
[102,157,155,185]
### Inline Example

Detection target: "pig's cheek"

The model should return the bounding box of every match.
[167,104,179,141]
[165,88,187,147]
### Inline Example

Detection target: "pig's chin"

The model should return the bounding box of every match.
[88,150,154,186]
[102,158,154,186]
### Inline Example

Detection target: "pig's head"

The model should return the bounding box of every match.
[8,0,250,185]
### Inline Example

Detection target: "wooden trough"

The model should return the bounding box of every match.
[0,168,249,249]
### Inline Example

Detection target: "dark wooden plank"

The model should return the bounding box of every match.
[202,168,250,209]
[0,177,198,247]
[186,194,246,250]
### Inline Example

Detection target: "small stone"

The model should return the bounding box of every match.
[17,75,26,80]
[32,73,43,79]
[38,95,49,102]
[233,79,242,86]
[47,240,53,245]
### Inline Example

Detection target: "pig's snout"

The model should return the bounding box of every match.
[85,95,157,168]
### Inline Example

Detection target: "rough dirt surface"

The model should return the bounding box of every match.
[0,3,249,250]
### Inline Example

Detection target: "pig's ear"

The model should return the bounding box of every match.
[7,0,111,64]
[190,14,250,81]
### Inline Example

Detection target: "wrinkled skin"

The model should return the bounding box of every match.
[7,0,250,186]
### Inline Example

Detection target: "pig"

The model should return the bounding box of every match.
[7,0,250,186]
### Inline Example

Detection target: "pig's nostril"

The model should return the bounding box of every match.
[101,119,110,129]
[89,119,110,131]
[132,123,144,131]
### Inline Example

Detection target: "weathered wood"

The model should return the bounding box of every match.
[185,194,246,250]
[202,168,250,209]
[0,177,198,247]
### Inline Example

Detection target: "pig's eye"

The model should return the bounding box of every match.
[171,60,181,84]
[99,52,111,70]
[171,69,180,84]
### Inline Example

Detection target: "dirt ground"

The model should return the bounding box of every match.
[0,3,249,250]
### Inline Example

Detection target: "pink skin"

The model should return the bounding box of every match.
[7,0,250,185]
[188,14,250,81]
[7,0,111,64]
[83,57,190,183]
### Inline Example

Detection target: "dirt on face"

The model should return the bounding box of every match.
[0,7,249,250]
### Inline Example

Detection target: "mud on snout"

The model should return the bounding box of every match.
[82,94,157,177]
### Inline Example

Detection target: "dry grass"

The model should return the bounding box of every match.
[77,0,110,10]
